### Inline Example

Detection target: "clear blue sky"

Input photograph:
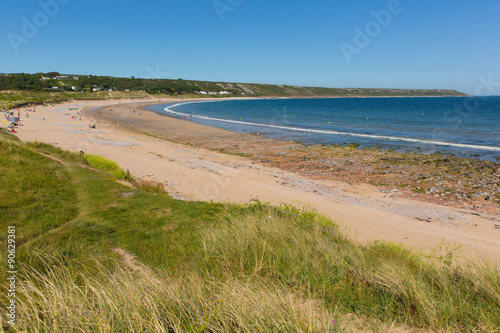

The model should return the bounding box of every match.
[1,0,499,95]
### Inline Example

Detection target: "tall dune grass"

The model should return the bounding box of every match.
[197,204,500,331]
[8,254,339,333]
[1,131,499,332]
[5,204,498,332]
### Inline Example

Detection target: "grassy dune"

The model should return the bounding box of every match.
[0,131,499,332]
[0,90,152,109]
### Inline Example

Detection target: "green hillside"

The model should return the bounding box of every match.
[0,72,467,109]
[0,130,498,332]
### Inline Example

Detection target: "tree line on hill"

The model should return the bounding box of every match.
[0,72,229,95]
[0,72,468,97]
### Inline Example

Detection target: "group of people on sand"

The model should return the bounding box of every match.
[2,108,25,133]
[64,112,83,121]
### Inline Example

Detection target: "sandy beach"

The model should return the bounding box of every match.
[12,98,500,264]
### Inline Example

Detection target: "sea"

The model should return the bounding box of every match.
[145,96,500,161]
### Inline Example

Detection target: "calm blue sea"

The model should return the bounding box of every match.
[146,97,500,160]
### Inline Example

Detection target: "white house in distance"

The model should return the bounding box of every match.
[195,90,231,95]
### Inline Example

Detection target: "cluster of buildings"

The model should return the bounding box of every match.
[41,75,79,81]
[194,90,232,95]
[50,83,116,92]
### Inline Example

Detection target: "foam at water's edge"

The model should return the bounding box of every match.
[164,103,500,152]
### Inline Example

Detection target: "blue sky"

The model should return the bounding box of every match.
[1,0,499,95]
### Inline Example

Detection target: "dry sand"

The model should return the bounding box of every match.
[13,98,500,264]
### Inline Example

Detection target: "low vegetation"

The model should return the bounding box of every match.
[0,131,498,332]
[83,154,131,180]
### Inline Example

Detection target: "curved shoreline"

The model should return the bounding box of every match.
[133,99,500,219]
[160,100,500,154]
[12,98,500,263]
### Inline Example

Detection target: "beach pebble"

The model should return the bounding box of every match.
[427,187,438,194]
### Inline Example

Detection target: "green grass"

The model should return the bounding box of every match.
[0,131,498,332]
[0,90,151,109]
[82,154,130,180]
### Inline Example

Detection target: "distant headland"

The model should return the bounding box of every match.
[0,72,468,109]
